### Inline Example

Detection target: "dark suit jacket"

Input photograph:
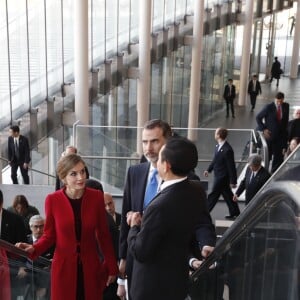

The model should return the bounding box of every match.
[223,84,236,101]
[8,135,31,164]
[256,102,289,145]
[247,80,262,95]
[115,212,121,228]
[235,166,270,204]
[127,179,213,300]
[0,209,27,244]
[207,141,237,185]
[120,163,215,277]
[288,118,300,141]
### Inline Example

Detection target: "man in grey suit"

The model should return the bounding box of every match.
[127,137,213,300]
[233,154,270,205]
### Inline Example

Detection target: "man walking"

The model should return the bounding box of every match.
[256,92,289,173]
[8,125,31,184]
[223,79,236,118]
[248,74,262,111]
[204,128,240,219]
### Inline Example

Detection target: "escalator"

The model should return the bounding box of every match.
[0,239,51,300]
[189,145,300,300]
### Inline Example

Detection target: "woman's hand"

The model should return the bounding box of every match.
[15,242,35,254]
[106,275,116,286]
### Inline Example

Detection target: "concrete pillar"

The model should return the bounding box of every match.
[74,0,89,124]
[238,0,254,106]
[290,0,300,79]
[136,0,152,154]
[187,0,204,141]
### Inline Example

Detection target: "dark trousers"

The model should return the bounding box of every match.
[225,99,235,117]
[207,177,240,216]
[10,162,29,184]
[267,139,284,173]
[249,92,258,109]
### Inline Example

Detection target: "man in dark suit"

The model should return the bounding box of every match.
[256,92,289,173]
[119,119,173,298]
[8,125,31,184]
[127,137,214,300]
[119,119,215,299]
[248,74,262,111]
[104,192,121,229]
[25,215,54,299]
[223,78,236,118]
[204,127,240,219]
[0,189,27,299]
[270,56,282,87]
[233,154,270,205]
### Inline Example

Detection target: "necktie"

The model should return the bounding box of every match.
[14,139,19,158]
[250,172,255,183]
[277,105,281,121]
[144,169,158,209]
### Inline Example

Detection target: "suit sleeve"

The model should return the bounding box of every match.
[127,205,167,263]
[119,167,132,259]
[232,85,236,98]
[23,136,31,163]
[256,106,268,131]
[235,175,246,197]
[8,137,12,161]
[194,186,216,248]
[226,148,237,184]
[96,192,118,276]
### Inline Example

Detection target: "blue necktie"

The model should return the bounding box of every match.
[144,169,158,209]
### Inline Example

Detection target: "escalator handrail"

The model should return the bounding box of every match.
[191,181,300,281]
[0,238,51,267]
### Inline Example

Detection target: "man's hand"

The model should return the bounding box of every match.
[233,194,238,202]
[129,212,142,227]
[201,245,214,258]
[263,129,271,140]
[118,259,126,279]
[203,171,209,177]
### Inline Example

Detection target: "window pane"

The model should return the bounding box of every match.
[7,0,30,118]
[0,0,11,126]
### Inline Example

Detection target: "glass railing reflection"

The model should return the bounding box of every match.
[189,184,300,300]
[0,239,51,300]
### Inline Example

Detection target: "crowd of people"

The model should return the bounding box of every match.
[1,65,300,299]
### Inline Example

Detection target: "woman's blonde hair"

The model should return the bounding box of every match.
[57,154,86,180]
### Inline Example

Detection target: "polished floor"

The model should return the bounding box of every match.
[205,74,300,222]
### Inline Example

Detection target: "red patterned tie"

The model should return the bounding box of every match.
[277,105,281,121]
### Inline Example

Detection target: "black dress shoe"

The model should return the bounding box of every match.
[232,115,235,118]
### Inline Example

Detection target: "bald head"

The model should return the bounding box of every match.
[104,192,116,216]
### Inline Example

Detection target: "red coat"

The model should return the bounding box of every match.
[31,188,118,300]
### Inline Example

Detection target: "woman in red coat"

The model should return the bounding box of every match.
[16,154,118,299]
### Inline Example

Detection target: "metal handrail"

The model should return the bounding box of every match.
[190,181,300,281]
[0,156,56,179]
[0,239,51,267]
